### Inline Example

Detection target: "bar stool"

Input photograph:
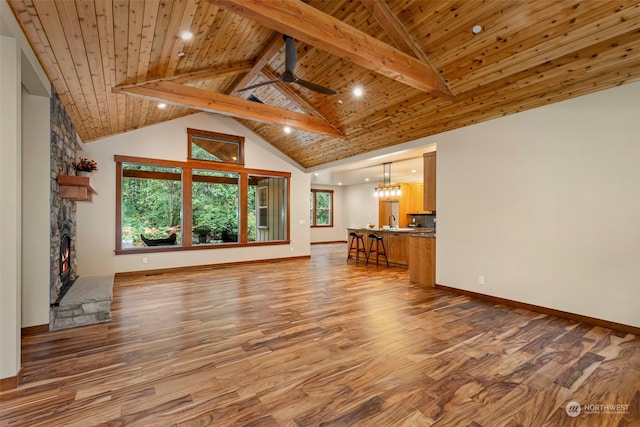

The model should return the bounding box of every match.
[366,233,389,267]
[347,232,366,263]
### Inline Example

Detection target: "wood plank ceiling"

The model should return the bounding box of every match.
[8,0,640,169]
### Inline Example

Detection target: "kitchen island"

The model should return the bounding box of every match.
[409,233,436,286]
[347,227,434,267]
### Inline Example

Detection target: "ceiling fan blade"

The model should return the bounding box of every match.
[237,78,282,92]
[284,35,297,74]
[294,78,337,95]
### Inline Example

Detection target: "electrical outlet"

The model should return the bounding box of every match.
[478,275,485,285]
[142,257,148,264]
[290,246,294,252]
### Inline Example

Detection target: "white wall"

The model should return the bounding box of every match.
[76,112,311,275]
[21,87,51,327]
[310,184,346,243]
[435,82,640,327]
[344,182,380,231]
[1,0,51,380]
[0,32,21,381]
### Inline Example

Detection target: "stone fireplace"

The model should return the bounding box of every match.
[49,88,113,331]
[56,222,73,303]
[50,88,79,305]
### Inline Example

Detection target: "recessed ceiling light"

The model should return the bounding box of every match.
[157,103,167,109]
[177,51,185,58]
[411,169,417,173]
[338,182,342,186]
[314,173,319,176]
[472,25,483,34]
[283,126,292,134]
[353,86,364,97]
[181,31,193,41]
[365,178,370,182]
[338,99,343,104]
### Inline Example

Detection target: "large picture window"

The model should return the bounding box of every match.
[310,189,333,227]
[115,154,290,254]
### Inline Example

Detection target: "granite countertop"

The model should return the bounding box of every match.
[409,233,436,238]
[348,227,435,234]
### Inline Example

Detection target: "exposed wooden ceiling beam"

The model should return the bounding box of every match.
[231,33,285,93]
[113,80,344,137]
[209,0,449,95]
[116,60,256,90]
[360,0,453,97]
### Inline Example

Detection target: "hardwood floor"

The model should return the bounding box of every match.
[1,244,639,426]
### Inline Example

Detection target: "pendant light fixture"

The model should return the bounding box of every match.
[373,162,401,197]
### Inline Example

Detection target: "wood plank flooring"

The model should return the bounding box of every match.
[1,244,639,426]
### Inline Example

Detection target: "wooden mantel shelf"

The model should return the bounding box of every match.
[57,175,98,201]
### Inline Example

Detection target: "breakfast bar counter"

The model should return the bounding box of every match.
[347,227,434,267]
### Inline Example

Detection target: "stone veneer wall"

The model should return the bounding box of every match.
[50,87,79,303]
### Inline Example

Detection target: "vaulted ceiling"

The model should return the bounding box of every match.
[8,0,640,169]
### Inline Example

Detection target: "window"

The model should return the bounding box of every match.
[257,186,268,228]
[192,170,239,245]
[310,189,333,227]
[120,164,183,249]
[115,154,290,254]
[250,175,287,241]
[188,128,243,165]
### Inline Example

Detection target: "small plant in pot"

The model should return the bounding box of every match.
[193,224,212,243]
[73,157,98,176]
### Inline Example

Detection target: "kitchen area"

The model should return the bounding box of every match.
[346,151,436,287]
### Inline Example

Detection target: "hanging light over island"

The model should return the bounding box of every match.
[373,162,402,197]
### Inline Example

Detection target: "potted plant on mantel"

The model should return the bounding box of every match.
[73,157,98,177]
[193,224,212,243]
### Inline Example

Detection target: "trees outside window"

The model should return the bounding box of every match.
[310,189,333,227]
[116,156,290,253]
[121,164,182,248]
[192,170,239,245]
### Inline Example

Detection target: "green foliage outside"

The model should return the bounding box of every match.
[122,166,182,247]
[312,191,331,225]
[316,209,330,225]
[122,165,259,247]
[316,192,331,209]
[247,185,256,242]
[192,170,239,243]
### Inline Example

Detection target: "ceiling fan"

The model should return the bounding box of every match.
[238,35,337,95]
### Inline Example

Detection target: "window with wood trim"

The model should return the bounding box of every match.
[187,128,244,165]
[115,155,290,254]
[310,189,333,227]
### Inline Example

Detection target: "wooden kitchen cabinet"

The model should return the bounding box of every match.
[406,182,425,213]
[384,232,409,266]
[409,235,436,287]
[423,152,436,212]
